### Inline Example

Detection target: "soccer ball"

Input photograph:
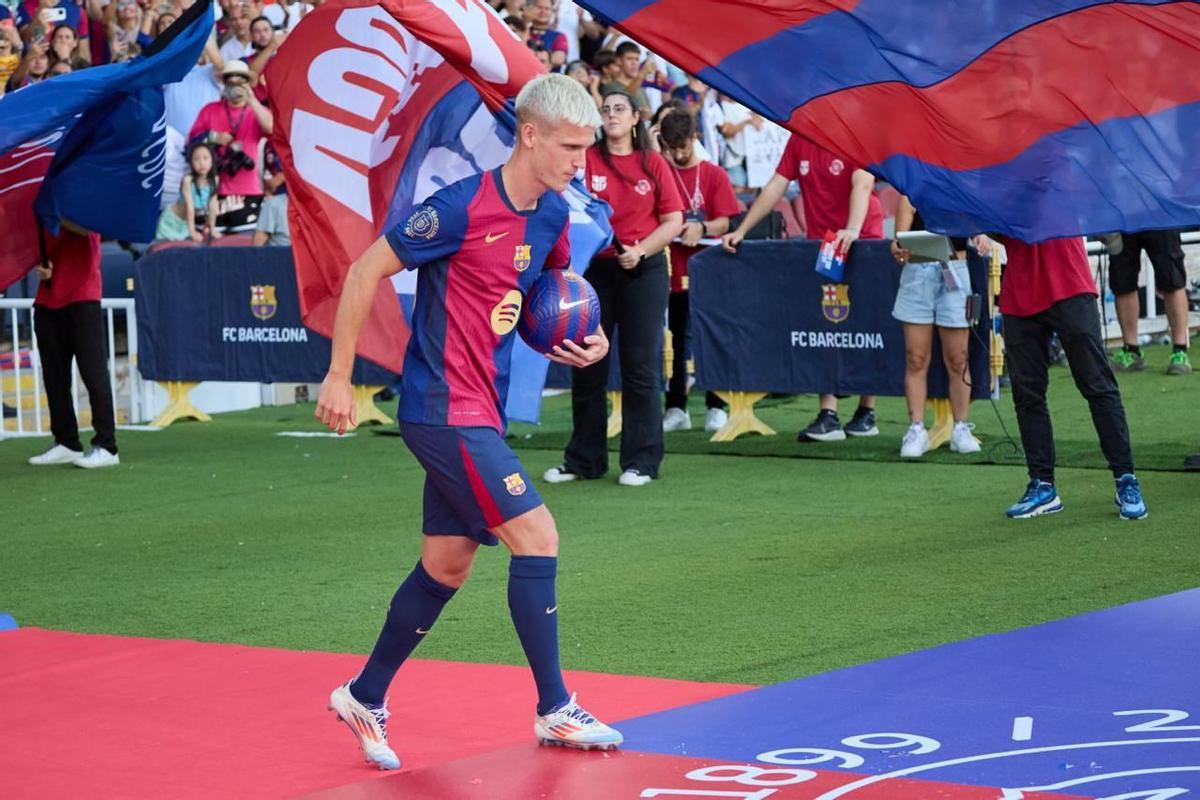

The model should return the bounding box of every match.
[517,269,601,355]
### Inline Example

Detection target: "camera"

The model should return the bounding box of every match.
[216,144,255,177]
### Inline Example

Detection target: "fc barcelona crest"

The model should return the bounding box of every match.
[821,283,850,324]
[513,244,532,272]
[503,472,527,496]
[251,285,277,321]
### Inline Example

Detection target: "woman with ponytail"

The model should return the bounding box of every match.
[544,90,684,487]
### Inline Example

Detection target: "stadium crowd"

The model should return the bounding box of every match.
[5,0,1196,503]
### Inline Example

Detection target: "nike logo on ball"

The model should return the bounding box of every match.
[558,298,586,311]
[485,231,509,243]
[545,606,557,615]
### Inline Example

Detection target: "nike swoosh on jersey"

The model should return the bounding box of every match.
[484,232,509,243]
[558,298,587,311]
[545,606,557,614]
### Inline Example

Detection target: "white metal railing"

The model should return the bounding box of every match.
[0,298,146,438]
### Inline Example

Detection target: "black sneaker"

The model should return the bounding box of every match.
[798,410,845,442]
[543,464,583,483]
[845,407,879,437]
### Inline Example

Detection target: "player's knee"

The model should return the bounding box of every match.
[497,506,559,556]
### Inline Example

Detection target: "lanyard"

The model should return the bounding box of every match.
[669,162,702,210]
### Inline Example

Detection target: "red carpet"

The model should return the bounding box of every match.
[0,628,752,799]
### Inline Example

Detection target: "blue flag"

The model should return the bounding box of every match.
[0,0,212,242]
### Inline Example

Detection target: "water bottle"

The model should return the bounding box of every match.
[1103,292,1117,324]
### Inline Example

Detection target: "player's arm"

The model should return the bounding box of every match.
[316,238,403,434]
[834,168,875,253]
[722,172,788,252]
[891,194,915,264]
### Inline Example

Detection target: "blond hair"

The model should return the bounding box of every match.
[515,73,602,130]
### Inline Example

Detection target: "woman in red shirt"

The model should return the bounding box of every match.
[545,89,684,487]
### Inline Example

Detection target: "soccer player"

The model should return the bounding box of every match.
[722,133,886,443]
[314,74,622,770]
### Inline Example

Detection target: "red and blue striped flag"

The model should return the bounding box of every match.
[580,0,1200,242]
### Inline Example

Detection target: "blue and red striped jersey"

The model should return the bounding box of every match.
[386,169,571,433]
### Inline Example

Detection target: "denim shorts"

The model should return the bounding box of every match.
[892,260,971,328]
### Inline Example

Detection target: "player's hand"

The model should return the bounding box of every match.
[971,234,994,257]
[721,230,744,253]
[315,371,357,435]
[547,327,609,367]
[890,239,911,265]
[681,221,704,247]
[833,228,859,254]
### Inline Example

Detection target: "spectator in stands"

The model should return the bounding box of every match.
[722,133,885,443]
[544,89,684,487]
[49,24,83,67]
[525,0,566,70]
[48,56,71,75]
[991,235,1147,520]
[716,95,760,193]
[503,14,529,44]
[218,1,253,62]
[0,23,22,94]
[164,34,223,136]
[8,38,50,88]
[154,12,174,37]
[564,59,591,90]
[247,17,283,104]
[25,225,120,469]
[605,42,652,120]
[108,0,150,63]
[658,110,739,434]
[253,143,289,246]
[577,7,609,64]
[188,59,273,230]
[1107,230,1192,375]
[590,48,619,106]
[528,40,550,70]
[156,142,221,242]
[17,0,91,65]
[890,195,979,458]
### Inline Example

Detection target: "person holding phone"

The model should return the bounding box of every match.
[17,0,91,63]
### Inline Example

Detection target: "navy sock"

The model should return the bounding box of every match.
[350,560,456,706]
[508,556,569,715]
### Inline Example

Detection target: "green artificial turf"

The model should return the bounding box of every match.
[1,347,1197,685]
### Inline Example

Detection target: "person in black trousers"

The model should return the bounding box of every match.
[544,89,683,486]
[26,228,120,469]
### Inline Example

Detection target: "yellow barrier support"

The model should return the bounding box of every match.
[353,385,393,427]
[709,391,775,442]
[989,247,1004,389]
[607,391,622,438]
[926,397,955,450]
[151,381,210,427]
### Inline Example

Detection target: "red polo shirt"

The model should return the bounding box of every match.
[775,134,883,240]
[999,237,1097,318]
[585,148,684,258]
[34,231,102,309]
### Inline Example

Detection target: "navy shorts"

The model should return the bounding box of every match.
[399,422,543,547]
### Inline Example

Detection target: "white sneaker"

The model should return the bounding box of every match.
[73,448,120,469]
[534,693,623,751]
[28,444,83,466]
[543,464,581,483]
[618,469,652,487]
[950,421,981,453]
[662,408,691,432]
[900,423,930,458]
[704,408,728,433]
[328,683,402,770]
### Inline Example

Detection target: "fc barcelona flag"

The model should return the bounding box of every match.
[578,0,1200,242]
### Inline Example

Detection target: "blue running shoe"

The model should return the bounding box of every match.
[1006,480,1063,519]
[1115,473,1148,520]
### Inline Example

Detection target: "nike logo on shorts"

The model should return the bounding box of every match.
[545,606,557,615]
[485,231,509,243]
[416,627,430,635]
[558,298,586,311]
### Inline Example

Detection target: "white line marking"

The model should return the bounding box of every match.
[999,766,1200,798]
[812,737,1200,800]
[1012,716,1033,741]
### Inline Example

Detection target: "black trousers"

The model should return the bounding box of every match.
[34,301,118,454]
[1003,293,1131,482]
[565,254,669,478]
[666,290,725,412]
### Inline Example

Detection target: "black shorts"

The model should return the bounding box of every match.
[1108,230,1187,295]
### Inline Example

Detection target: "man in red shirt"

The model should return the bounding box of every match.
[722,133,885,442]
[989,236,1146,520]
[26,227,119,469]
[658,110,741,434]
